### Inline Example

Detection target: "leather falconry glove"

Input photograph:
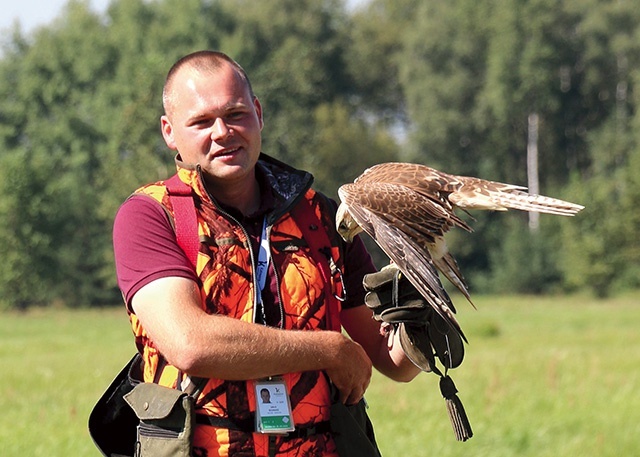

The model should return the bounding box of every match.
[362,264,473,442]
[363,264,464,371]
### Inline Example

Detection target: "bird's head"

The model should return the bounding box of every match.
[336,203,362,242]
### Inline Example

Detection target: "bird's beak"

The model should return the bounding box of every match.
[336,203,362,242]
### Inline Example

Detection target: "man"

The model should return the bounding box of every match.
[260,388,271,404]
[113,50,420,456]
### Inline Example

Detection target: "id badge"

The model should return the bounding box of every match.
[254,377,295,434]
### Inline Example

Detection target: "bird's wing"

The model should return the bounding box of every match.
[340,173,473,300]
[353,163,472,230]
[339,181,467,341]
[339,178,470,239]
[354,162,583,215]
[354,162,447,190]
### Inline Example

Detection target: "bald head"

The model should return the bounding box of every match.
[162,51,254,118]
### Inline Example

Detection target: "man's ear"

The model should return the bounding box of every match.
[160,115,178,150]
[254,97,264,130]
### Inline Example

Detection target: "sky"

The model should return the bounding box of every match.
[0,0,111,33]
[0,0,367,34]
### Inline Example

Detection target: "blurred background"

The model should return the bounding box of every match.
[1,0,639,310]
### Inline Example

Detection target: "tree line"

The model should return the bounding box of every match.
[0,0,638,309]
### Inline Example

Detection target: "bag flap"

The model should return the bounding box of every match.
[88,354,141,457]
[124,382,187,420]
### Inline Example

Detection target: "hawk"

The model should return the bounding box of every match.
[336,162,584,341]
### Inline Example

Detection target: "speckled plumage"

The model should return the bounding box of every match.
[337,162,584,340]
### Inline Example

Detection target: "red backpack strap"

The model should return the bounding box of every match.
[164,174,208,395]
[165,174,199,269]
[291,195,345,332]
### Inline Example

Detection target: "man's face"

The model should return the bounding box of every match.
[161,63,263,189]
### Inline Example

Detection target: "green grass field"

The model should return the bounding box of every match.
[1,293,639,456]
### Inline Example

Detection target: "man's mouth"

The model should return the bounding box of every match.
[214,147,240,158]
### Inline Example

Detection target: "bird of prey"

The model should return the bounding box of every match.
[336,162,584,341]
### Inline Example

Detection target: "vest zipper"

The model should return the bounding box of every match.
[200,175,284,329]
[198,186,260,327]
[265,224,285,329]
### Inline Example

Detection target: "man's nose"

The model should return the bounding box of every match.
[211,118,233,141]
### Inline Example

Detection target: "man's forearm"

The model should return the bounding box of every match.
[131,277,370,381]
[171,314,351,380]
[132,276,373,403]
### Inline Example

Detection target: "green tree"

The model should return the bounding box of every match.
[390,0,640,294]
[558,0,640,296]
[397,0,490,172]
[300,101,400,198]
[343,0,418,124]
[217,0,352,168]
[0,1,115,307]
[1,0,638,306]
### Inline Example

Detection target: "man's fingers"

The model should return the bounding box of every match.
[341,387,363,405]
[346,391,363,405]
[338,376,370,405]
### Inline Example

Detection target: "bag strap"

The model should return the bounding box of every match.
[164,174,208,397]
[290,195,344,332]
[165,174,200,269]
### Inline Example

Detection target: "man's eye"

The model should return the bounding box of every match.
[192,118,212,127]
[227,111,245,120]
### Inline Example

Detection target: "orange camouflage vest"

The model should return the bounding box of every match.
[129,158,344,457]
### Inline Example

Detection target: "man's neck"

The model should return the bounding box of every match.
[204,173,261,216]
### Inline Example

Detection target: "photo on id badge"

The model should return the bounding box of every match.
[255,377,295,434]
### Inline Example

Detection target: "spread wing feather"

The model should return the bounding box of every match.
[356,163,584,215]
[339,182,467,340]
[340,181,473,303]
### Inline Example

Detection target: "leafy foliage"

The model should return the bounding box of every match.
[0,0,638,307]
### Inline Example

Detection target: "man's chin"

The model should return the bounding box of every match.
[201,162,254,185]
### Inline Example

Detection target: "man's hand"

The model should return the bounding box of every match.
[362,265,465,372]
[324,335,372,405]
[363,264,430,324]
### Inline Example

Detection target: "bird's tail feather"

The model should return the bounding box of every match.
[493,190,584,215]
[450,188,584,215]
